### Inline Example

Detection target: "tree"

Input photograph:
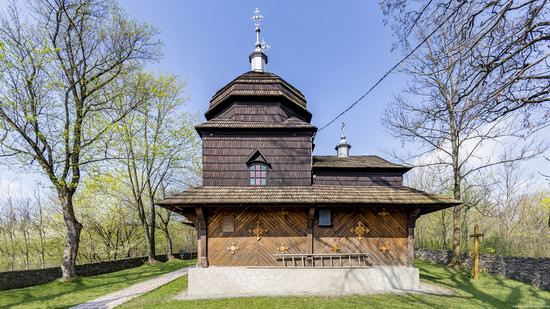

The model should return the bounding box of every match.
[381,0,549,124]
[0,194,17,270]
[32,188,48,269]
[76,176,143,262]
[157,208,174,258]
[382,19,547,266]
[17,197,32,270]
[0,0,160,279]
[110,72,199,263]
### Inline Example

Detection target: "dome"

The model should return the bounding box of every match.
[205,71,311,121]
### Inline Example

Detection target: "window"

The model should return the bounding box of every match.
[249,163,268,186]
[222,216,235,233]
[318,209,332,227]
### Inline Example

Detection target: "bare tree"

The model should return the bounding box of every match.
[382,20,547,266]
[0,0,160,279]
[381,0,549,123]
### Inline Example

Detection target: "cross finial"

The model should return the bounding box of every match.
[252,8,263,27]
[249,8,269,72]
[336,122,351,157]
[251,8,264,48]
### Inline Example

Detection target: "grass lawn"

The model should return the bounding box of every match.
[122,260,550,309]
[0,259,195,309]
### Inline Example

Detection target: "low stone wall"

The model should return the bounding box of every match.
[415,248,550,291]
[0,252,197,291]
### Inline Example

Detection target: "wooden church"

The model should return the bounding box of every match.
[158,9,460,298]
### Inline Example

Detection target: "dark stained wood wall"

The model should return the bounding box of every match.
[206,206,409,267]
[202,135,313,186]
[313,171,403,186]
[217,102,302,122]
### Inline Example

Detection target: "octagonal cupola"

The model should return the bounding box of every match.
[201,8,312,124]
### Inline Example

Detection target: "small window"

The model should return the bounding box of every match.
[222,216,234,233]
[319,209,331,227]
[249,163,268,186]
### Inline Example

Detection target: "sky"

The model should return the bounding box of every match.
[112,0,405,155]
[0,0,548,193]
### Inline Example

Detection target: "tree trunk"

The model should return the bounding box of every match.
[448,107,462,268]
[449,151,462,267]
[59,191,83,280]
[148,203,156,263]
[39,250,45,269]
[163,229,174,259]
[146,226,156,263]
[146,181,158,264]
[139,213,155,263]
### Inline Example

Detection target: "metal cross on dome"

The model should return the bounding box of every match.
[251,7,263,26]
[251,8,270,51]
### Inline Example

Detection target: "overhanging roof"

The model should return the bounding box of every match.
[157,185,460,215]
[313,156,411,171]
[195,117,317,131]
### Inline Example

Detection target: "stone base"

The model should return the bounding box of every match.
[187,267,420,298]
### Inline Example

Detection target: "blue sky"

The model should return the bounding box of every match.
[0,0,547,192]
[116,0,405,156]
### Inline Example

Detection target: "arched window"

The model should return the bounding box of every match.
[249,163,268,186]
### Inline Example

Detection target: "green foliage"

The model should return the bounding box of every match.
[0,259,195,309]
[120,260,550,309]
[417,190,550,257]
[0,0,163,278]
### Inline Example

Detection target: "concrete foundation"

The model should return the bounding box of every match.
[187,267,420,298]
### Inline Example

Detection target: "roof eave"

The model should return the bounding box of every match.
[312,166,412,173]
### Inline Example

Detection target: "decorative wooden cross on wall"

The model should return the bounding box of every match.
[469,224,484,280]
[351,221,369,240]
[249,221,268,241]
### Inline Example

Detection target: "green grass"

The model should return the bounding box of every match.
[0,259,196,309]
[121,260,550,309]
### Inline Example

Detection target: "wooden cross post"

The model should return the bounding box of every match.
[469,224,484,280]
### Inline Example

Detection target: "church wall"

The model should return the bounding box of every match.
[207,207,308,266]
[312,171,403,186]
[214,101,304,122]
[202,134,313,186]
[313,207,409,266]
[205,206,409,267]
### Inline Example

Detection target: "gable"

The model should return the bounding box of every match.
[246,150,270,167]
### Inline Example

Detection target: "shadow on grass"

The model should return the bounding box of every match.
[0,260,195,309]
[417,260,548,308]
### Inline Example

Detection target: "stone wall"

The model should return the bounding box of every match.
[0,252,197,291]
[415,248,550,291]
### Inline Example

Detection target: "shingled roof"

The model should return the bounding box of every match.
[205,71,311,121]
[313,155,411,171]
[195,117,317,131]
[157,186,460,215]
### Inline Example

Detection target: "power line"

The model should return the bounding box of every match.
[316,1,464,134]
